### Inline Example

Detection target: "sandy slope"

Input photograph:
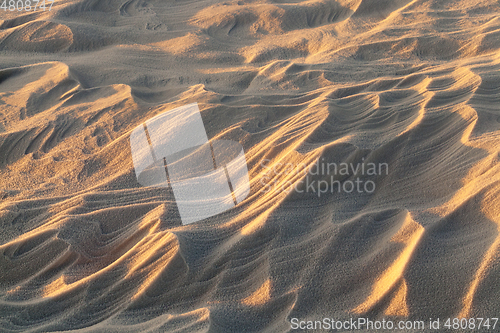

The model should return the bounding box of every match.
[1,0,500,331]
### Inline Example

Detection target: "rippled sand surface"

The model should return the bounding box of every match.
[1,0,500,331]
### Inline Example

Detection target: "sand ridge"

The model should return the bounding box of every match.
[1,0,500,331]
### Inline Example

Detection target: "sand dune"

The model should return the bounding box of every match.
[1,0,500,331]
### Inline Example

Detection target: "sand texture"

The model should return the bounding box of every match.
[1,0,500,331]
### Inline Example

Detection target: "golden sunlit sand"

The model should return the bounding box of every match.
[1,0,500,331]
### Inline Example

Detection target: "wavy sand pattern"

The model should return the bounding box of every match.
[1,0,500,331]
